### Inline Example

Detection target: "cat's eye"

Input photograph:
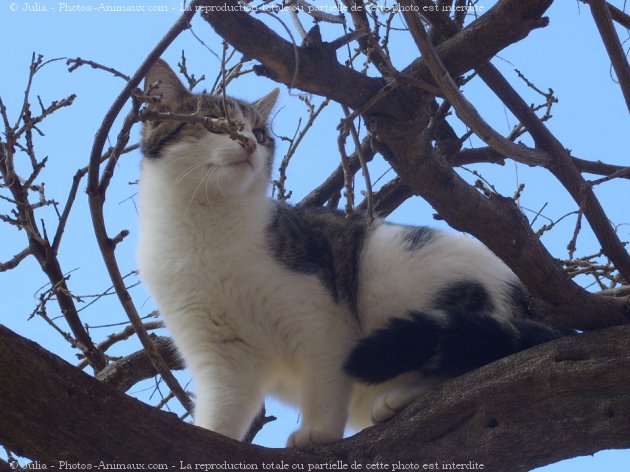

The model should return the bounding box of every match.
[253,128,266,144]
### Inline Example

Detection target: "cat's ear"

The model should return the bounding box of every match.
[254,88,280,120]
[144,59,190,109]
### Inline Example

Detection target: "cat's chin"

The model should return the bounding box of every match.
[220,158,254,170]
[205,166,265,198]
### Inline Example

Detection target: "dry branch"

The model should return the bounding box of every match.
[1,323,629,468]
[0,55,106,371]
[400,0,550,167]
[85,1,207,412]
[96,336,183,392]
[409,1,630,285]
[589,0,630,116]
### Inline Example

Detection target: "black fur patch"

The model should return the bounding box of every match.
[402,226,436,251]
[506,282,532,318]
[344,306,567,384]
[431,280,494,314]
[438,309,516,376]
[512,318,570,348]
[267,203,367,312]
[343,313,440,383]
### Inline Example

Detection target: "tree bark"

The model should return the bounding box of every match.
[1,323,629,469]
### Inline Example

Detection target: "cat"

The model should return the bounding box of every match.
[137,59,566,448]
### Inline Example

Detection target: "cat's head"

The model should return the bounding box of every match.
[141,59,279,198]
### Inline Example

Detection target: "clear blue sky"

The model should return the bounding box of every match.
[1,0,628,469]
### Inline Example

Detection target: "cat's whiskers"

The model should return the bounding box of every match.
[215,167,228,198]
[184,164,214,216]
[173,160,208,189]
[204,164,221,205]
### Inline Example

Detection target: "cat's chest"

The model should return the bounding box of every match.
[144,218,270,280]
[138,198,340,331]
[141,212,308,298]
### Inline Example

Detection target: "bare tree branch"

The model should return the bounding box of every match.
[0,247,31,272]
[66,57,131,81]
[589,0,630,116]
[85,1,205,412]
[96,336,183,392]
[401,1,550,167]
[409,0,630,285]
[1,323,629,468]
[0,55,106,371]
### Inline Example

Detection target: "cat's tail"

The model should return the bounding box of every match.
[343,310,570,384]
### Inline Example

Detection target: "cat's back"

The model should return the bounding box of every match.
[357,221,523,333]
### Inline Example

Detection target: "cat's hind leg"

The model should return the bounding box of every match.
[371,385,429,424]
[286,320,355,448]
[287,366,353,448]
[370,375,444,424]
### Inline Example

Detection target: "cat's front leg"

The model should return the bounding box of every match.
[287,364,353,448]
[190,352,264,441]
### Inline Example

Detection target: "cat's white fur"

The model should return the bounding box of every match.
[138,73,521,447]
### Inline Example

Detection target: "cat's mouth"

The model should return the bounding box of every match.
[227,158,253,169]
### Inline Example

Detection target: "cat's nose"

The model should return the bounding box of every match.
[239,136,257,155]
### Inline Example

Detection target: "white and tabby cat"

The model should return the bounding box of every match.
[138,60,564,447]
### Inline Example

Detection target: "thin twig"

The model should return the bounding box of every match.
[274,96,330,201]
[77,321,164,369]
[243,404,277,444]
[66,58,131,81]
[587,165,630,187]
[139,108,252,152]
[341,105,374,224]
[337,125,355,215]
[86,1,202,412]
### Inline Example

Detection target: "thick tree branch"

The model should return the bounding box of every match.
[200,0,553,115]
[203,0,384,110]
[589,0,630,116]
[1,323,629,468]
[457,147,630,180]
[400,0,552,90]
[334,324,630,472]
[0,324,316,465]
[599,0,630,29]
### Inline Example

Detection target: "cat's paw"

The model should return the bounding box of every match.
[371,394,400,424]
[371,386,427,424]
[286,428,341,448]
